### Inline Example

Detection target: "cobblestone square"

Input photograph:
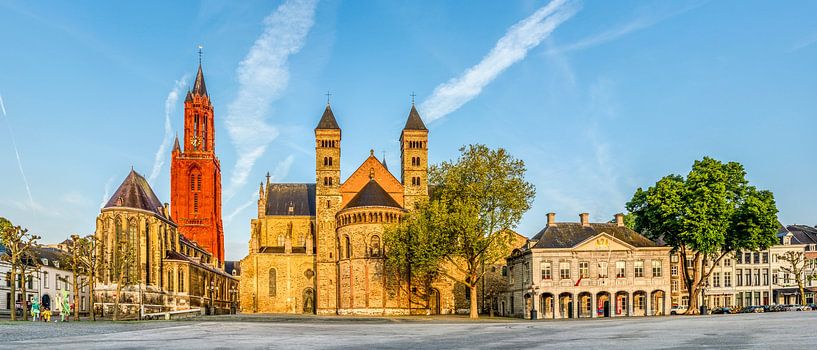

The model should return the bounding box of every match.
[2,312,815,349]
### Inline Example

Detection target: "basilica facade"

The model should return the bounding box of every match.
[240,103,457,315]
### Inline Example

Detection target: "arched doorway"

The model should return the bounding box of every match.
[41,294,51,310]
[633,291,647,316]
[540,293,554,319]
[559,293,573,319]
[615,291,629,316]
[429,288,441,315]
[302,288,315,314]
[577,292,592,318]
[651,290,666,316]
[596,292,611,317]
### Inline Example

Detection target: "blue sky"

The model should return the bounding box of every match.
[2,0,817,261]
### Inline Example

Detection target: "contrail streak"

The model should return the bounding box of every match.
[0,94,35,209]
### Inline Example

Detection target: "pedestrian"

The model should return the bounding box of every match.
[43,307,51,322]
[61,290,70,322]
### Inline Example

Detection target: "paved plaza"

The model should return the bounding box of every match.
[1,312,815,349]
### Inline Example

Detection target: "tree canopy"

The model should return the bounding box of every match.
[626,157,779,313]
[385,144,535,318]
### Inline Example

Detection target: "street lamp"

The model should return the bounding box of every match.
[208,281,215,316]
[228,286,238,315]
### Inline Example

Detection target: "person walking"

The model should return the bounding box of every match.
[61,290,70,322]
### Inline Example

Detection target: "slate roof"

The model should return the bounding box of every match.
[783,225,817,245]
[344,179,401,209]
[30,247,70,271]
[315,104,340,130]
[192,64,207,96]
[224,260,241,276]
[104,170,167,218]
[403,105,427,130]
[265,183,316,216]
[531,222,658,249]
[165,250,235,279]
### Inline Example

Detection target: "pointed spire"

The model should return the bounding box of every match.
[192,64,207,96]
[315,104,340,130]
[185,90,193,103]
[381,151,388,170]
[403,104,427,130]
[173,134,181,153]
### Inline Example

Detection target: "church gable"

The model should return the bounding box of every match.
[573,233,635,252]
[340,153,403,207]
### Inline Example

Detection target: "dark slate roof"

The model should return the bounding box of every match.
[185,91,193,103]
[344,179,401,209]
[31,247,69,270]
[265,183,316,216]
[104,170,166,218]
[192,64,207,96]
[165,250,235,279]
[224,260,241,276]
[173,135,181,152]
[403,105,427,130]
[315,104,340,130]
[784,225,817,245]
[531,222,658,249]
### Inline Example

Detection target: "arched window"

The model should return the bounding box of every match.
[328,157,333,166]
[345,236,352,259]
[178,270,184,292]
[370,236,381,257]
[202,116,208,151]
[277,235,285,247]
[298,234,305,247]
[269,269,277,296]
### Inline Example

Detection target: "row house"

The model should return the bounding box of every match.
[504,213,671,319]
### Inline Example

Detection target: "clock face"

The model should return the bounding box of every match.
[190,136,199,148]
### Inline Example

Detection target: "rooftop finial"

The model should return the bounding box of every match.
[266,171,271,184]
[198,45,203,65]
[370,149,374,156]
[410,91,416,105]
[325,90,332,105]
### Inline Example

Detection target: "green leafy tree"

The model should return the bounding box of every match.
[385,144,535,319]
[626,157,779,314]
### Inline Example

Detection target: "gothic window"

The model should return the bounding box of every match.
[323,157,328,166]
[277,235,285,247]
[194,193,199,214]
[167,270,174,292]
[370,236,381,257]
[328,157,333,166]
[269,269,277,296]
[298,234,305,247]
[345,235,351,259]
[178,270,184,292]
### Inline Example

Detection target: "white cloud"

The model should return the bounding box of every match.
[420,0,579,123]
[99,176,115,209]
[0,93,35,209]
[546,1,707,55]
[224,155,295,226]
[149,75,188,185]
[225,0,318,199]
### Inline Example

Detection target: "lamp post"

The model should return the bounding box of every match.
[228,286,238,315]
[208,281,214,316]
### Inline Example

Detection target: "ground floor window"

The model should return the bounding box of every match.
[681,296,689,309]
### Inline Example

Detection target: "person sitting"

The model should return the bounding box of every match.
[42,308,52,322]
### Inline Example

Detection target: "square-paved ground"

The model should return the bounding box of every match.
[1,311,815,349]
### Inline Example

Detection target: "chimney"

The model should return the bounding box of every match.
[163,203,170,218]
[615,213,625,227]
[546,212,556,226]
[579,213,590,227]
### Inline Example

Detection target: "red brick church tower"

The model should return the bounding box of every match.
[170,60,225,266]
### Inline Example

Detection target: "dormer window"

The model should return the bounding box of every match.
[54,261,60,268]
[41,258,48,266]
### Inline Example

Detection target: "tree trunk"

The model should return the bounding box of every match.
[90,277,96,321]
[469,284,478,319]
[20,270,28,321]
[73,274,80,321]
[9,265,17,321]
[800,284,806,305]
